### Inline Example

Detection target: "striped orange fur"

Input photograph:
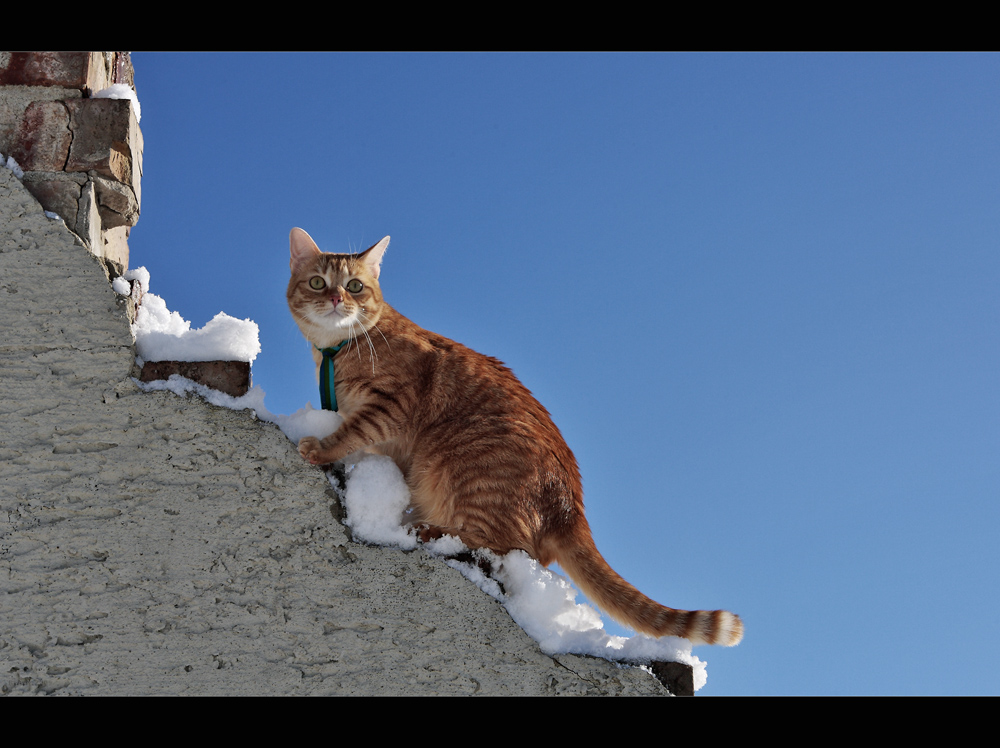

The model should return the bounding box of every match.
[287,227,743,647]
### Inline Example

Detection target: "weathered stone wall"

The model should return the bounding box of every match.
[0,54,670,695]
[0,52,140,276]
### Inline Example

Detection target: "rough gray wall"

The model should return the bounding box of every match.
[0,169,667,695]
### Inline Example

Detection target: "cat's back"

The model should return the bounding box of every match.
[373,307,583,542]
[367,307,571,456]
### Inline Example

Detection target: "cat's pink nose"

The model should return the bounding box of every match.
[329,294,341,306]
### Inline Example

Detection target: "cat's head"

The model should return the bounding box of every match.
[287,227,389,347]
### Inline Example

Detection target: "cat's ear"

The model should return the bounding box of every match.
[360,236,390,279]
[290,228,321,274]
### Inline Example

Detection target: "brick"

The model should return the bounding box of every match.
[139,361,252,398]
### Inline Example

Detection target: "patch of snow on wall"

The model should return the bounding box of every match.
[121,267,260,364]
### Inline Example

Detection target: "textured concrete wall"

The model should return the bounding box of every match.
[0,168,667,695]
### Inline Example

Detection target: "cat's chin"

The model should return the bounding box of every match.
[308,307,356,329]
[329,312,358,329]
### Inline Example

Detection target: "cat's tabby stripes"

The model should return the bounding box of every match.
[287,228,743,647]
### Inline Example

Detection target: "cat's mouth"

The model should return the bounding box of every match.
[316,303,356,327]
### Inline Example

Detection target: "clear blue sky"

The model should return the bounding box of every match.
[130,52,1000,696]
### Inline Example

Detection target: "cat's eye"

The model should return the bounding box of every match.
[309,276,326,290]
[346,279,364,294]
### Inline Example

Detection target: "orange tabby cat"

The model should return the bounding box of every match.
[288,227,743,647]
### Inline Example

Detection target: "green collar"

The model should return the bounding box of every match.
[316,340,349,411]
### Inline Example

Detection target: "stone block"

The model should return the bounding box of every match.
[99,225,130,277]
[19,171,86,227]
[92,173,139,228]
[649,660,695,696]
[0,84,81,158]
[111,53,135,90]
[75,177,102,252]
[10,100,71,171]
[65,98,142,205]
[139,361,253,398]
[0,52,112,92]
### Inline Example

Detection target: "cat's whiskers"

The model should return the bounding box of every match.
[369,320,391,352]
[356,304,391,357]
[345,320,362,365]
[354,310,379,374]
[345,321,359,361]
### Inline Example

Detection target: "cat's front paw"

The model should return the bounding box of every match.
[298,436,327,465]
[415,523,445,543]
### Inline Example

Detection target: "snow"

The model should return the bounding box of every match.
[111,276,131,295]
[1,151,24,179]
[93,83,141,123]
[121,267,260,364]
[123,272,708,690]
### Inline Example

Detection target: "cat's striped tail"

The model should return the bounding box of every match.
[554,533,743,647]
